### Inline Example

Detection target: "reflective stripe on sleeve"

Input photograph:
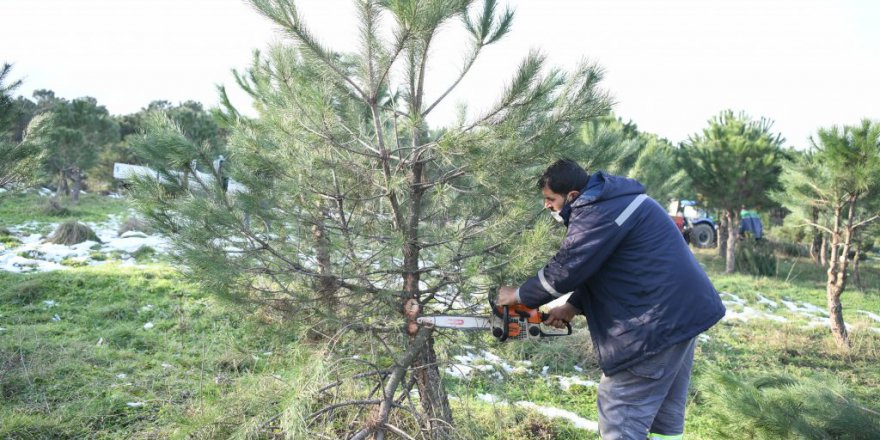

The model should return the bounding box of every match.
[538,268,562,297]
[614,194,648,226]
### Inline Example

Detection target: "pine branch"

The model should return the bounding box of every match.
[852,215,880,230]
[421,43,481,118]
[250,0,369,101]
[462,49,545,131]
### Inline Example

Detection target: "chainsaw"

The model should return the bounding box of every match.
[416,294,572,341]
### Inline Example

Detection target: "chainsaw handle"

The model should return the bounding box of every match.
[488,290,510,342]
[544,319,572,337]
[538,311,573,336]
[499,305,510,342]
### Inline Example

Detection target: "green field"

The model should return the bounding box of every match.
[0,193,132,229]
[1,196,879,439]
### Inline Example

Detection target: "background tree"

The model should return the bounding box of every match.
[629,132,692,204]
[91,100,226,190]
[128,0,612,438]
[775,120,880,347]
[0,63,23,132]
[28,97,119,201]
[32,89,60,111]
[578,115,642,175]
[578,115,691,204]
[8,96,38,144]
[771,150,827,263]
[0,63,43,190]
[678,110,785,273]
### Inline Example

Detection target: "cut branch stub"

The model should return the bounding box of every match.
[404,297,420,335]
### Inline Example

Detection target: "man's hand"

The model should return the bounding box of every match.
[496,286,519,306]
[544,302,580,329]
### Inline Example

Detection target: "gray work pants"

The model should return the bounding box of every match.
[597,337,696,439]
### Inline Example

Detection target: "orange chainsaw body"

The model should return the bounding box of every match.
[490,302,571,341]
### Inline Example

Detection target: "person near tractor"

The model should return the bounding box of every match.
[739,207,764,240]
[496,159,725,440]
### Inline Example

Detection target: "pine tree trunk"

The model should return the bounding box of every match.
[71,167,82,202]
[313,214,336,302]
[718,214,728,259]
[810,207,822,264]
[399,148,452,437]
[311,211,339,336]
[361,326,434,440]
[413,334,453,439]
[827,285,851,348]
[58,170,70,196]
[825,204,851,348]
[810,232,823,264]
[852,240,863,291]
[827,266,850,348]
[182,169,190,190]
[725,209,737,274]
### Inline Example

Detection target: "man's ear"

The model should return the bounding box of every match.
[566,190,580,202]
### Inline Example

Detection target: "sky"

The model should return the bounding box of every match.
[2,0,879,147]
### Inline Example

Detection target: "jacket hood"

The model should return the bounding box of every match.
[571,171,646,208]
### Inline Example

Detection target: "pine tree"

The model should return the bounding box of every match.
[775,120,880,347]
[27,97,119,200]
[0,63,22,132]
[128,1,612,438]
[701,370,880,439]
[770,150,828,263]
[678,110,785,273]
[579,115,692,204]
[578,116,642,175]
[105,100,227,191]
[629,132,691,204]
[0,63,43,190]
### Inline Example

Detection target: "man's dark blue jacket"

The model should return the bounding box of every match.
[517,172,725,375]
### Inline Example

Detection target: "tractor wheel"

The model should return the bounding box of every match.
[691,223,715,248]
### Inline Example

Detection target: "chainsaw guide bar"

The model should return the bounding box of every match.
[416,292,572,341]
[416,316,492,330]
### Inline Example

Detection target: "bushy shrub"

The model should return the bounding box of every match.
[117,216,154,236]
[60,257,88,267]
[88,251,106,261]
[700,370,880,439]
[17,249,44,259]
[0,228,20,248]
[769,223,806,244]
[735,240,777,277]
[47,220,100,245]
[766,215,815,258]
[766,239,809,258]
[131,246,156,262]
[41,198,70,216]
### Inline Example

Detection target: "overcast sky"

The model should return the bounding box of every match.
[3,0,879,147]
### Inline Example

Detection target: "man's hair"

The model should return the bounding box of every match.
[537,159,589,194]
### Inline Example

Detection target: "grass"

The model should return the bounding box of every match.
[0,192,131,228]
[2,195,879,438]
[694,247,880,326]
[665,249,880,437]
[432,248,880,439]
[0,264,326,439]
[2,257,877,439]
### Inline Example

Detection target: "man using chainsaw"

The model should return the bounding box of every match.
[497,159,725,440]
